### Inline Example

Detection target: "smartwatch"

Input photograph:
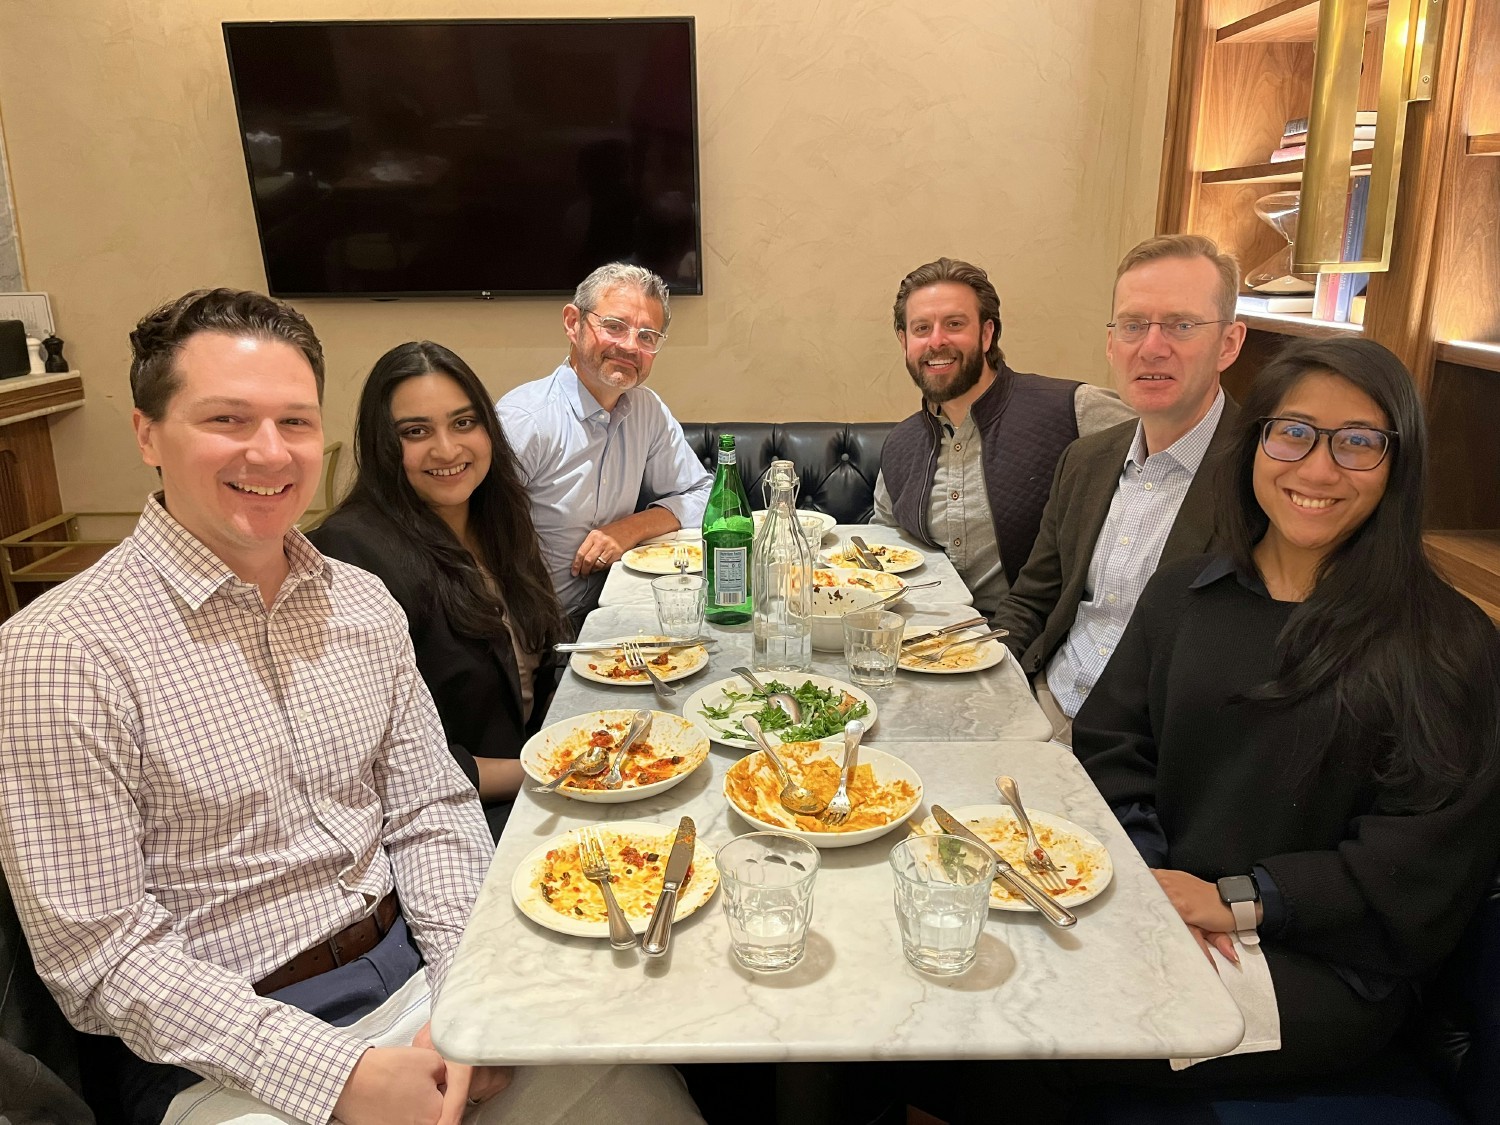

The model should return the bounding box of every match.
[1216,874,1261,946]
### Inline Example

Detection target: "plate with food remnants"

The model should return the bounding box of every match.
[621,541,703,575]
[897,626,1008,674]
[569,637,709,685]
[511,820,719,937]
[820,542,926,575]
[685,673,877,752]
[519,709,709,803]
[913,805,1113,910]
[723,740,922,847]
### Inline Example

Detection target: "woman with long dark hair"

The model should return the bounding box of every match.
[1074,336,1500,1082]
[311,341,566,840]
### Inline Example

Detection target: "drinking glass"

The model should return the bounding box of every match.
[717,832,820,972]
[651,573,706,637]
[842,609,904,686]
[889,834,995,975]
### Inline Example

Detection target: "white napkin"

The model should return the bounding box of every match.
[1171,935,1282,1070]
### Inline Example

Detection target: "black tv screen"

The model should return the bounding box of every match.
[222,18,702,298]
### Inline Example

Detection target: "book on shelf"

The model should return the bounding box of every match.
[1283,110,1377,135]
[1238,295,1315,314]
[1269,139,1375,163]
[1311,174,1372,322]
[1281,124,1377,144]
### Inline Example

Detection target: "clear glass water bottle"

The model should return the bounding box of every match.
[751,459,813,672]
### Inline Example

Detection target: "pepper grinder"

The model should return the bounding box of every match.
[41,335,69,373]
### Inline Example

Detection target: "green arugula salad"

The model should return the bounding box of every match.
[698,679,869,742]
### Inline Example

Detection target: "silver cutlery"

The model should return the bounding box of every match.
[553,636,711,654]
[931,805,1076,928]
[908,625,1010,664]
[900,616,988,648]
[844,579,941,616]
[741,716,825,816]
[528,744,611,793]
[578,827,638,951]
[820,719,864,826]
[732,666,803,724]
[673,541,692,575]
[603,709,653,789]
[623,641,677,699]
[849,535,884,572]
[641,816,696,957]
[996,775,1069,893]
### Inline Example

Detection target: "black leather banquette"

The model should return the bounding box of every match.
[679,422,894,525]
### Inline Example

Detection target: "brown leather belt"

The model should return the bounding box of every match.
[253,893,400,996]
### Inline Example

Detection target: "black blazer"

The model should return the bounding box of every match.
[309,503,557,839]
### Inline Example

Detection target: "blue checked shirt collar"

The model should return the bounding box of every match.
[1123,387,1226,477]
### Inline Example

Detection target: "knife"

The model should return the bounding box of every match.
[900,615,988,647]
[849,535,885,572]
[553,636,712,653]
[641,816,696,957]
[930,805,1077,929]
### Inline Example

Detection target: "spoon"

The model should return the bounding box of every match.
[530,743,611,793]
[603,709,654,788]
[732,665,803,724]
[741,716,826,816]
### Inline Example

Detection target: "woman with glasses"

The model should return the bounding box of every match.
[1073,336,1500,1083]
[311,341,567,841]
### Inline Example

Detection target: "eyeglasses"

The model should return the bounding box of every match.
[585,312,668,354]
[1259,417,1397,471]
[1106,319,1229,343]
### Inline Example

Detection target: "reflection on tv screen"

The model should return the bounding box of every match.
[223,19,702,297]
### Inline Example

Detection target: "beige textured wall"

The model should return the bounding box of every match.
[0,1,1174,511]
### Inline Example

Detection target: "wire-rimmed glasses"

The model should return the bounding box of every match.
[1106,318,1229,343]
[585,311,668,354]
[1259,416,1397,471]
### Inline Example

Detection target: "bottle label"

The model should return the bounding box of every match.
[713,547,747,604]
[717,448,736,465]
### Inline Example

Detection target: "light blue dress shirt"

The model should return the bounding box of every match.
[498,361,712,617]
[1046,389,1225,718]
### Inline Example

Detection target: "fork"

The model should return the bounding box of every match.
[995,775,1068,893]
[673,541,692,575]
[578,828,639,950]
[909,625,1010,663]
[623,641,677,699]
[820,719,865,826]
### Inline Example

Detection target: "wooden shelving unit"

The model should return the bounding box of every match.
[1159,0,1500,623]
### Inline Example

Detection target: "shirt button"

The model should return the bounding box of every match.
[953,442,963,452]
[1143,482,1154,491]
[950,491,959,500]
[952,537,961,547]
[1106,594,1117,604]
[1118,536,1130,546]
[1098,646,1110,657]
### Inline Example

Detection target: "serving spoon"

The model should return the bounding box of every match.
[741,716,825,816]
[530,744,610,793]
[732,665,803,724]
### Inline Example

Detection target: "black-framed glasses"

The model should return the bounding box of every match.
[1259,416,1397,471]
[1106,319,1229,343]
[585,311,668,354]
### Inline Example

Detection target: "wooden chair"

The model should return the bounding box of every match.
[1,442,344,615]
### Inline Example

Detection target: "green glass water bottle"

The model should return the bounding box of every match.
[703,434,753,624]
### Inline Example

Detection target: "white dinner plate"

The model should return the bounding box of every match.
[511,820,719,938]
[724,741,922,848]
[569,639,709,685]
[684,672,879,751]
[915,804,1113,911]
[897,627,1009,675]
[518,709,710,803]
[820,543,926,575]
[621,541,703,575]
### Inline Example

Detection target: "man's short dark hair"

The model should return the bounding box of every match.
[892,257,1004,369]
[128,288,326,420]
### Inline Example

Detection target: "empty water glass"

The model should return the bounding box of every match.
[651,573,706,638]
[842,609,905,686]
[889,834,995,975]
[717,832,820,972]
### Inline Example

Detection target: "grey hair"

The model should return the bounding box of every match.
[572,262,672,329]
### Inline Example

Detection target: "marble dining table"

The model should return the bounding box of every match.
[597,522,974,609]
[429,598,1246,1073]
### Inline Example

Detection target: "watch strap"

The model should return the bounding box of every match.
[1228,898,1260,945]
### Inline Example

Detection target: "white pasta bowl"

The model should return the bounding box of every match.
[809,567,906,651]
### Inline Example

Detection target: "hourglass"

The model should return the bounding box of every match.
[1245,191,1317,293]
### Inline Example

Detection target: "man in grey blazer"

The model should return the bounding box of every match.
[992,234,1248,741]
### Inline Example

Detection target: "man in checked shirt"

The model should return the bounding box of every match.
[0,290,702,1125]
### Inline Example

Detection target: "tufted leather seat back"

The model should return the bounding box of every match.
[679,422,895,525]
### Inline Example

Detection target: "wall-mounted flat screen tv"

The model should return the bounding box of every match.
[222,18,702,298]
